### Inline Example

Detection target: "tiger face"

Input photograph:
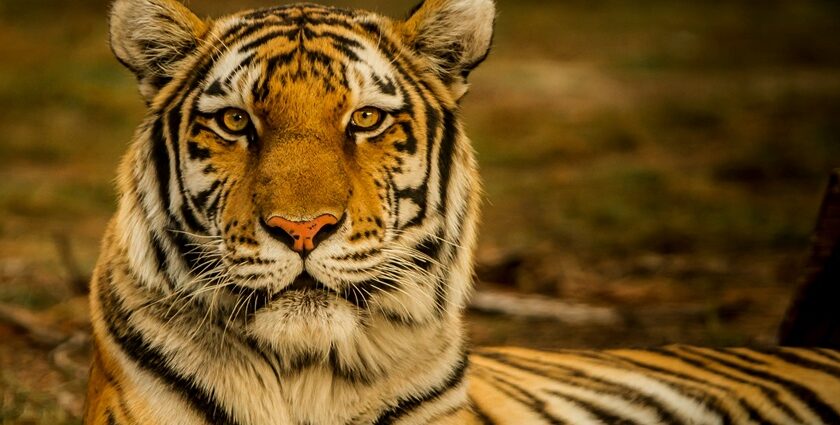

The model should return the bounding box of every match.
[110,0,493,362]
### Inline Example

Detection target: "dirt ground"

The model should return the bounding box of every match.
[2,0,840,423]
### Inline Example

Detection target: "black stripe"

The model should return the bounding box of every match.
[160,108,211,268]
[372,73,397,96]
[379,309,425,327]
[745,348,840,378]
[95,358,127,423]
[106,409,117,425]
[165,104,204,233]
[98,268,241,425]
[716,348,766,365]
[168,229,207,273]
[204,79,226,96]
[370,40,438,229]
[817,348,840,363]
[397,104,437,228]
[427,111,460,316]
[373,353,468,425]
[475,371,567,425]
[328,345,378,385]
[259,46,343,79]
[330,40,361,63]
[115,386,140,425]
[149,231,174,291]
[413,103,439,226]
[679,346,840,424]
[470,400,496,425]
[218,19,288,46]
[414,237,442,270]
[416,237,449,315]
[224,53,257,86]
[480,351,685,424]
[331,248,381,262]
[358,20,387,39]
[193,180,221,210]
[436,109,458,215]
[114,201,174,291]
[205,178,229,222]
[393,122,417,153]
[150,119,171,210]
[238,28,298,54]
[544,390,638,425]
[340,271,398,313]
[240,6,357,27]
[599,350,775,425]
[318,29,364,49]
[187,141,211,160]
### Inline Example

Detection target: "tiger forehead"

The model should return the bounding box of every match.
[234,3,362,22]
[199,5,402,120]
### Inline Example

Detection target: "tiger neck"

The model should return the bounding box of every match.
[94,219,472,425]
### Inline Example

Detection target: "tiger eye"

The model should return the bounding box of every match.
[350,107,383,130]
[220,108,250,133]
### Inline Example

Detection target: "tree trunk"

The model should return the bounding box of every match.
[778,169,840,347]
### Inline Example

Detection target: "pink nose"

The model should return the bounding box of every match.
[264,214,339,252]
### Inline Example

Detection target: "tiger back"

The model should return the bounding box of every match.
[470,346,840,424]
[85,0,840,424]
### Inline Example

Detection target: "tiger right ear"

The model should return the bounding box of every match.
[109,0,208,102]
[399,0,495,100]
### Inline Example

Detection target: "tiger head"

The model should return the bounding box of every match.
[110,0,493,365]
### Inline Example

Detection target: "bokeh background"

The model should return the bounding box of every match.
[2,0,839,422]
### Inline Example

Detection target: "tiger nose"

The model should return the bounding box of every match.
[263,214,339,253]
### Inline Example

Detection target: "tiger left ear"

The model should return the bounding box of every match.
[399,0,495,99]
[109,0,208,103]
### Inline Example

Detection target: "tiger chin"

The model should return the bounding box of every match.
[86,0,840,424]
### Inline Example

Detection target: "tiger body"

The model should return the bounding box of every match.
[470,347,840,424]
[84,0,840,424]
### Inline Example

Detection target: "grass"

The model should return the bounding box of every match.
[1,374,79,425]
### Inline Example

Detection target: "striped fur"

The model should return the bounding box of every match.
[470,346,840,424]
[85,1,840,424]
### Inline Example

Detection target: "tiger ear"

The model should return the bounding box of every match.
[399,0,495,99]
[109,0,208,102]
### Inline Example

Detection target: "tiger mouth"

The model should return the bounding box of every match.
[228,271,371,314]
[271,272,337,300]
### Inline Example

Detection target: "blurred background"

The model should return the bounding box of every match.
[1,0,839,422]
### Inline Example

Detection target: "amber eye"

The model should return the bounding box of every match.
[350,107,384,131]
[218,108,251,133]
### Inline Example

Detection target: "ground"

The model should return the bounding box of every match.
[1,0,839,422]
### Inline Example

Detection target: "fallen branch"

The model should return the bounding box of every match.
[0,303,67,347]
[50,331,90,380]
[469,291,621,326]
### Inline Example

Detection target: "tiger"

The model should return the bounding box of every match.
[83,0,840,424]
